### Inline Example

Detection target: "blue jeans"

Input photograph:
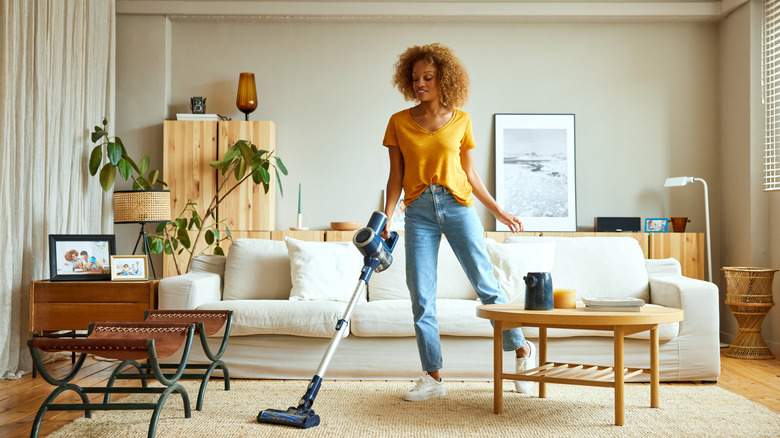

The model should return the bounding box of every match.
[404,184,526,373]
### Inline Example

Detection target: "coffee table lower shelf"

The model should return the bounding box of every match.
[511,362,647,388]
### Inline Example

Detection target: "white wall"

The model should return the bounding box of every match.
[119,18,720,232]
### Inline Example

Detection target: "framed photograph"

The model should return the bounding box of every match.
[110,255,149,281]
[495,114,576,232]
[49,234,116,281]
[644,218,669,233]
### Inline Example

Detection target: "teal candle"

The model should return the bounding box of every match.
[298,183,301,214]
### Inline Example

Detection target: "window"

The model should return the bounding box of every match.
[765,0,780,190]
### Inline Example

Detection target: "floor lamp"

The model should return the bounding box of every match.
[663,177,712,283]
[113,190,171,279]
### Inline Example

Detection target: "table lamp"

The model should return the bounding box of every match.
[113,190,171,279]
[664,176,712,282]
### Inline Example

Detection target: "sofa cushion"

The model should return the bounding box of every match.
[368,237,478,301]
[351,299,493,337]
[197,299,347,338]
[223,239,291,300]
[286,238,364,302]
[485,239,556,303]
[505,236,650,301]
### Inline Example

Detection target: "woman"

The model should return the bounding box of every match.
[381,43,536,402]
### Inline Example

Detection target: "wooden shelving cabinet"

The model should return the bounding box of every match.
[162,120,277,277]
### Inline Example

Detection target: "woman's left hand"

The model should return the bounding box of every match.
[496,211,524,233]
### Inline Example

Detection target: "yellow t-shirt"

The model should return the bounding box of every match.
[383,108,476,206]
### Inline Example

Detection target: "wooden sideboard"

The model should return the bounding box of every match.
[30,280,158,333]
[162,120,277,277]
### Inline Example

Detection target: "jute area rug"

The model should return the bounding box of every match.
[49,380,779,438]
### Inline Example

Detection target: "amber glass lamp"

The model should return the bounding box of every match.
[236,72,258,121]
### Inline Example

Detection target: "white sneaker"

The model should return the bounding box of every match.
[403,374,446,401]
[514,341,537,393]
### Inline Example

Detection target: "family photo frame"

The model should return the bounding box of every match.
[494,114,577,232]
[110,255,149,281]
[48,234,116,281]
[645,218,669,233]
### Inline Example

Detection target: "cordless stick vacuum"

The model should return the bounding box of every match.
[257,211,399,429]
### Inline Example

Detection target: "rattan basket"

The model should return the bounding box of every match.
[722,267,777,360]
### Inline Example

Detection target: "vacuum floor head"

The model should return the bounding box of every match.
[257,407,320,429]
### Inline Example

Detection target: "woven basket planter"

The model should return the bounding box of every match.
[722,267,777,360]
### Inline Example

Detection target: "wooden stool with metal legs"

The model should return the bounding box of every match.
[27,321,196,438]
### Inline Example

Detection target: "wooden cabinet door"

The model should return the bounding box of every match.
[218,121,277,233]
[162,121,218,277]
[648,232,705,280]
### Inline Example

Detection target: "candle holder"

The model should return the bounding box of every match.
[236,73,258,121]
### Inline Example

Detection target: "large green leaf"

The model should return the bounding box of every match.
[274,156,288,175]
[106,142,122,166]
[258,166,270,184]
[139,155,150,175]
[213,246,225,256]
[117,159,133,180]
[156,222,168,232]
[91,129,106,142]
[234,159,247,180]
[177,227,191,249]
[99,164,116,191]
[150,238,164,254]
[205,230,215,245]
[237,140,254,166]
[275,168,284,196]
[148,169,159,186]
[88,145,102,176]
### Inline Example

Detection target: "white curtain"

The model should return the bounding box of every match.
[0,0,115,379]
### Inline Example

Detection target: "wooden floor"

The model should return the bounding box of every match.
[1,350,778,437]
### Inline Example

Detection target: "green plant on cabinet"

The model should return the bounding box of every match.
[89,120,287,276]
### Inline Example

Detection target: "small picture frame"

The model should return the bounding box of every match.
[49,234,115,281]
[110,255,149,281]
[644,218,669,233]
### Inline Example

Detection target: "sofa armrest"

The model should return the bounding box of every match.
[159,271,222,310]
[645,258,682,277]
[648,272,721,380]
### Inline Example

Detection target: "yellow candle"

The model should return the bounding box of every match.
[553,289,576,309]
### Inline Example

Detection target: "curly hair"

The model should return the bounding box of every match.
[64,249,78,262]
[391,43,470,108]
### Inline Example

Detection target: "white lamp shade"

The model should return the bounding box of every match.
[664,176,695,187]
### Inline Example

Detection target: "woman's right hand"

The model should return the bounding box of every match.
[381,220,393,239]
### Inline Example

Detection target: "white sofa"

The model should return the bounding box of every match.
[159,235,721,382]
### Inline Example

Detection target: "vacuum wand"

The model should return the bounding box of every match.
[257,211,398,429]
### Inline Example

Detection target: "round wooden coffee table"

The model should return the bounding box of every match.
[476,303,684,426]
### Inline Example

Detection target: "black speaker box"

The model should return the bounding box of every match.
[594,217,641,232]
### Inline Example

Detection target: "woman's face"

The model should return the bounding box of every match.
[412,59,440,103]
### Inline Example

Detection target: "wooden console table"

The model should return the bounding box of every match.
[30,280,158,333]
[476,303,684,426]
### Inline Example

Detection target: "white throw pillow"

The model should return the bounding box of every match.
[484,239,556,303]
[223,239,292,300]
[286,238,364,302]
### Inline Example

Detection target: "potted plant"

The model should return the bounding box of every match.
[89,119,287,276]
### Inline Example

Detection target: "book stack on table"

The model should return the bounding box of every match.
[582,297,645,312]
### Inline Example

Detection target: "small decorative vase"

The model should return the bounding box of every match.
[236,73,258,121]
[524,272,554,310]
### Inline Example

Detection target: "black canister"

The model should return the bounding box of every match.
[523,272,553,310]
